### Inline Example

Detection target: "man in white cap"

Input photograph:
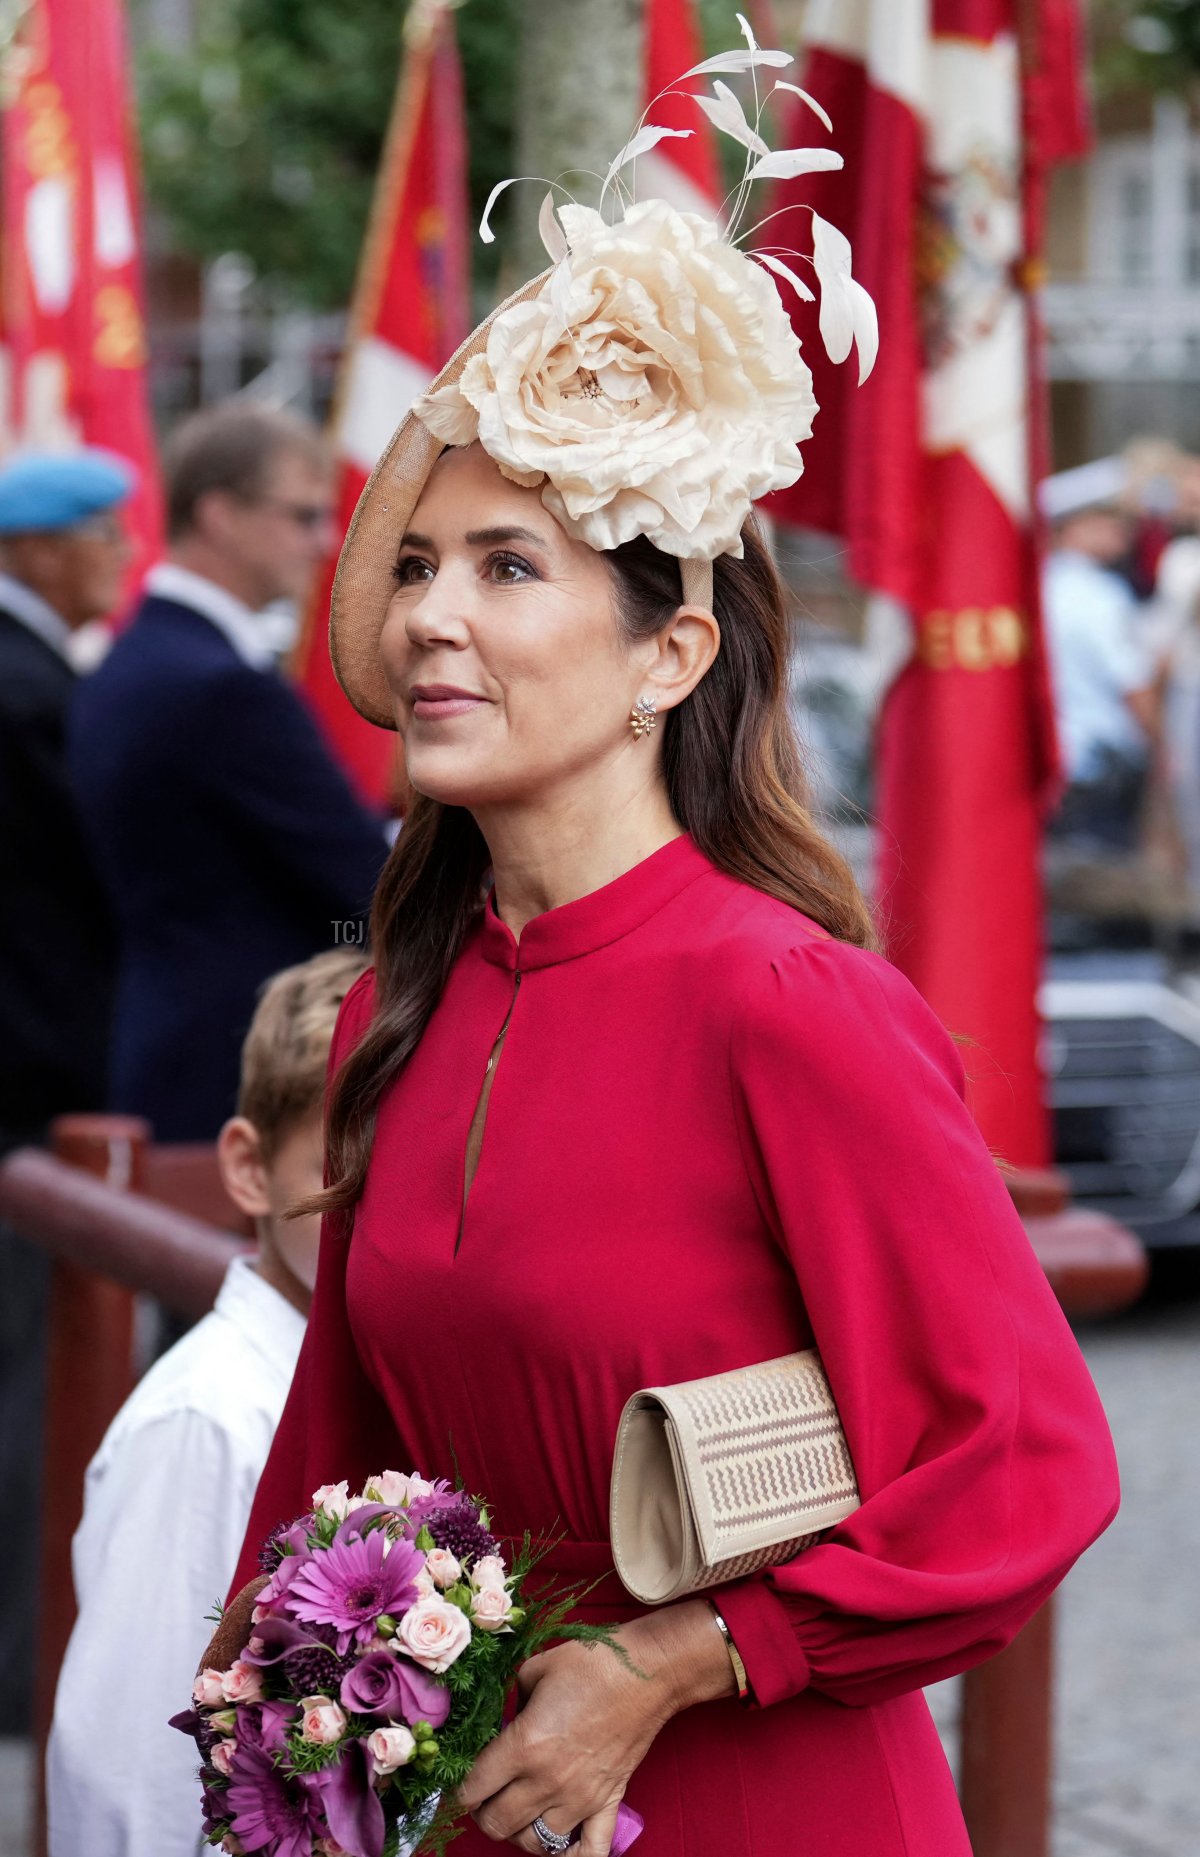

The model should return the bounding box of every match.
[1041,460,1157,851]
[0,446,132,1738]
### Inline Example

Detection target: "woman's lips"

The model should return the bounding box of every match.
[410,686,486,721]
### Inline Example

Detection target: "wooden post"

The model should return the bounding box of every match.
[33,1116,150,1857]
[958,1185,1146,1857]
[960,1602,1056,1857]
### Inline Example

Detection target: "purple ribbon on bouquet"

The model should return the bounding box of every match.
[611,1804,645,1851]
[567,1803,643,1852]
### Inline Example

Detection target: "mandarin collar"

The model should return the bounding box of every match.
[478,834,712,972]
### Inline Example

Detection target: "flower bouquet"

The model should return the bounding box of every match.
[173,1472,635,1857]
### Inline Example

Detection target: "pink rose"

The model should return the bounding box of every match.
[470,1585,515,1633]
[312,1481,350,1521]
[220,1662,265,1706]
[300,1695,347,1746]
[192,1668,225,1708]
[396,1596,472,1672]
[369,1470,433,1507]
[423,1549,462,1590]
[210,1739,236,1778]
[470,1555,508,1592]
[367,1725,417,1774]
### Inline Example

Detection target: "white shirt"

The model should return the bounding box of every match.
[144,562,278,671]
[46,1256,307,1857]
[0,568,72,660]
[1042,549,1152,782]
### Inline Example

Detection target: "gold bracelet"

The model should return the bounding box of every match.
[709,1602,751,1705]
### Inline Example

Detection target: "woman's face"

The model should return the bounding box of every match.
[378,443,657,811]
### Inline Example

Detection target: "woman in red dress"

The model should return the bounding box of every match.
[227,76,1118,1857]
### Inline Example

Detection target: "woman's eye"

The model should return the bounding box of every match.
[488,552,535,583]
[392,557,433,585]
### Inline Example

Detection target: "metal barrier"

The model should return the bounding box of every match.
[0,1126,1146,1857]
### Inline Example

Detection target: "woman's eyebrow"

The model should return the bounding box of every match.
[464,525,550,548]
[397,524,551,552]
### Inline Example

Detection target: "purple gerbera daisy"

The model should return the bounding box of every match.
[288,1531,424,1655]
[226,1744,326,1857]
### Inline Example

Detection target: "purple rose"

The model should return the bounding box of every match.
[340,1651,450,1729]
[237,1700,298,1755]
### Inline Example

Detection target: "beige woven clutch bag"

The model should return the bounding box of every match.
[609,1350,861,1606]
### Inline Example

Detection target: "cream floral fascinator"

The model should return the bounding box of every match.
[331,14,876,727]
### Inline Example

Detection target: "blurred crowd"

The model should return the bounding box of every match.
[1042,438,1200,925]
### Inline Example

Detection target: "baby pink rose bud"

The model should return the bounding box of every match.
[368,1725,417,1774]
[210,1739,236,1778]
[369,1470,433,1507]
[470,1585,516,1633]
[423,1548,462,1590]
[299,1695,347,1746]
[470,1555,508,1592]
[192,1668,226,1709]
[396,1596,472,1673]
[312,1481,350,1522]
[221,1661,265,1706]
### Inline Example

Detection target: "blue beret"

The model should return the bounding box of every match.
[0,449,134,535]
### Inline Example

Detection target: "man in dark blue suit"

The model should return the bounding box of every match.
[69,403,389,1141]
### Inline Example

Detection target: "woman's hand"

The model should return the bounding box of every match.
[458,1600,737,1854]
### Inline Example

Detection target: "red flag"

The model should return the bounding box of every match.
[765,0,1087,1165]
[643,0,721,212]
[0,0,162,590]
[293,0,470,808]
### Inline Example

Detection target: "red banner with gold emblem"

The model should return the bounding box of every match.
[0,0,162,590]
[763,0,1088,1166]
[292,0,469,809]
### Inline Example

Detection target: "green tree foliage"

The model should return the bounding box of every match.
[1092,0,1200,96]
[134,0,519,310]
[133,0,775,309]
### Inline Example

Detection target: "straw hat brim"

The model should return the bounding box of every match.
[330,269,553,728]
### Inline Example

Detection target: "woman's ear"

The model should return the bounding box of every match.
[645,604,722,713]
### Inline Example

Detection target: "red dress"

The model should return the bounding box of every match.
[233,835,1118,1856]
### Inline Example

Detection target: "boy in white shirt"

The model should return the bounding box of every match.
[46,946,368,1857]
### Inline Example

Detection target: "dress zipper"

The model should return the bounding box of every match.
[455,970,522,1257]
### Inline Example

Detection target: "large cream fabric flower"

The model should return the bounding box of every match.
[414,198,817,561]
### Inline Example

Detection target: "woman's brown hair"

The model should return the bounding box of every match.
[304,518,878,1229]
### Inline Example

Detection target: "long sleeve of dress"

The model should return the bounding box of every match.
[715,937,1120,1711]
[229,972,396,1596]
